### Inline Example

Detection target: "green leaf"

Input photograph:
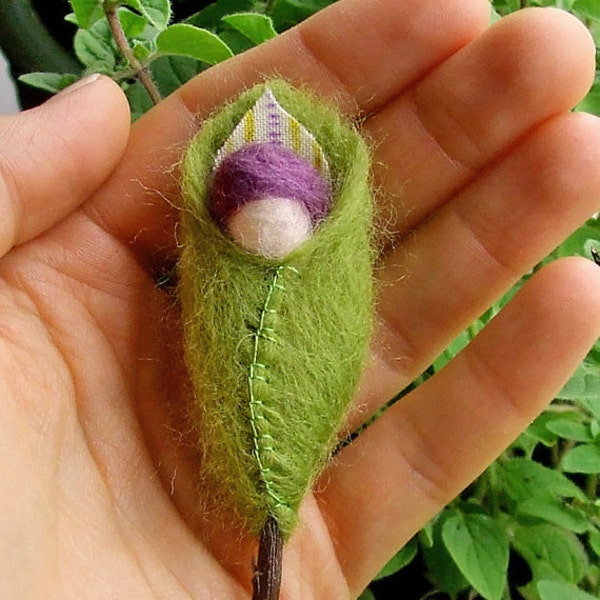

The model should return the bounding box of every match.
[578,82,600,117]
[357,589,376,600]
[441,513,509,600]
[498,458,585,503]
[558,360,600,401]
[74,22,117,70]
[222,13,278,45]
[512,523,588,584]
[580,397,600,422]
[118,8,150,38]
[573,0,600,20]
[124,80,154,121]
[373,538,418,580]
[419,520,435,548]
[545,416,593,443]
[589,528,600,558]
[537,580,598,600]
[516,497,590,534]
[18,72,78,94]
[524,413,561,448]
[433,329,471,371]
[149,55,205,97]
[553,220,600,260]
[216,28,255,55]
[422,512,470,596]
[186,0,254,29]
[562,444,600,474]
[268,0,335,31]
[69,0,103,29]
[156,24,233,65]
[123,0,171,30]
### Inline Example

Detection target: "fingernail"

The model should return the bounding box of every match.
[54,74,102,99]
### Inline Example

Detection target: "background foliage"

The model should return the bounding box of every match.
[1,0,599,598]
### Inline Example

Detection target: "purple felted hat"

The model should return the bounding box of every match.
[209,142,332,227]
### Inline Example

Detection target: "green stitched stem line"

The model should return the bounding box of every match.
[248,265,291,511]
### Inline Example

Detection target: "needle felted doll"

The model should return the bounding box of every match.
[178,80,375,599]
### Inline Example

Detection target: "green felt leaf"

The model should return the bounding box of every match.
[123,0,171,30]
[222,13,278,44]
[441,513,509,600]
[69,0,103,29]
[537,580,597,600]
[562,444,600,474]
[179,81,374,539]
[373,538,418,580]
[357,589,376,600]
[498,458,584,502]
[512,523,588,584]
[18,72,78,94]
[156,24,234,64]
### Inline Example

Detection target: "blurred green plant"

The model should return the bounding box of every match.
[4,1,600,598]
[16,0,337,118]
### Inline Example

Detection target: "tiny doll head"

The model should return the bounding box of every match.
[209,143,331,259]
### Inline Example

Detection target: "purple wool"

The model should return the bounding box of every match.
[209,143,331,227]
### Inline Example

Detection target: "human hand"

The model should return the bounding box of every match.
[1,1,600,598]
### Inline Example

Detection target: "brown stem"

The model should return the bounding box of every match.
[104,3,162,105]
[252,516,283,600]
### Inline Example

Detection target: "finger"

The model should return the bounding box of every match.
[320,257,600,595]
[178,0,491,114]
[357,111,600,420]
[369,7,596,233]
[0,76,130,258]
[82,0,490,268]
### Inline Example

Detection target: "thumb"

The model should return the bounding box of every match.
[0,74,130,257]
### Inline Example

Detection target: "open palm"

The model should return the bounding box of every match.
[2,1,600,598]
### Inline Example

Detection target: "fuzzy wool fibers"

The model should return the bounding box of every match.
[178,80,375,540]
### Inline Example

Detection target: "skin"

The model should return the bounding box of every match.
[0,0,599,598]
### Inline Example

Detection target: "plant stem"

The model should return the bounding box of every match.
[252,516,283,600]
[103,3,161,105]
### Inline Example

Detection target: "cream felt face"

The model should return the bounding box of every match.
[226,197,313,260]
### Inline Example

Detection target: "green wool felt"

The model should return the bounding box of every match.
[179,80,374,540]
